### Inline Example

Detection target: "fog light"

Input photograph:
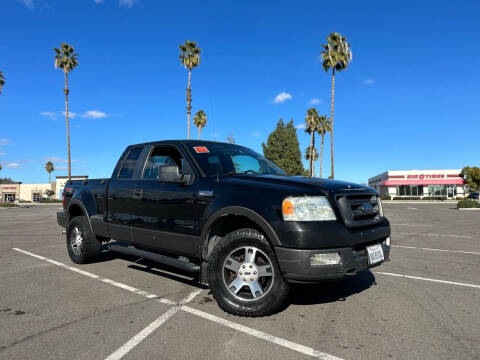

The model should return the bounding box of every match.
[310,253,341,266]
[384,236,391,247]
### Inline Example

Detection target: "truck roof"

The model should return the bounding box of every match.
[127,139,237,148]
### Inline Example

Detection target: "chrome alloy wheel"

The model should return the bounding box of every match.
[222,246,274,301]
[70,226,83,256]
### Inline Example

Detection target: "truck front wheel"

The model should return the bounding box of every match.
[66,216,101,264]
[207,228,290,317]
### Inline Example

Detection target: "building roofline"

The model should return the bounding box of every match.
[55,175,89,179]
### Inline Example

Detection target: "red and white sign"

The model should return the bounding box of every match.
[193,146,210,153]
[1,186,18,190]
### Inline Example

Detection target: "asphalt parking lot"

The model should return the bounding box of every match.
[1,203,479,360]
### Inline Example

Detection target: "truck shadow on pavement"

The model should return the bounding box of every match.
[289,271,376,305]
[98,247,376,304]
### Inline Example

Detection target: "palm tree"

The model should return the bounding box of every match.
[45,161,55,183]
[193,110,207,139]
[320,32,352,179]
[317,116,331,178]
[305,108,321,177]
[305,146,319,177]
[0,70,5,94]
[179,40,201,139]
[54,43,78,181]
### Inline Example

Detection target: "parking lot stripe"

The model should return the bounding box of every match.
[12,247,176,306]
[181,305,343,359]
[390,223,433,227]
[104,290,202,360]
[12,248,342,359]
[392,245,480,255]
[375,272,480,289]
[396,232,473,239]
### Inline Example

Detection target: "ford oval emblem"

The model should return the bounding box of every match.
[361,203,373,213]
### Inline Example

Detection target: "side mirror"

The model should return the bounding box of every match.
[157,165,191,184]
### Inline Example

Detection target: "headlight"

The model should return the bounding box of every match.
[282,196,336,221]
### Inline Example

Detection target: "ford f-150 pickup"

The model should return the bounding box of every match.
[57,140,391,316]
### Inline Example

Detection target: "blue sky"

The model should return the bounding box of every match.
[1,0,479,184]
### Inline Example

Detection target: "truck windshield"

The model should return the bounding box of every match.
[188,143,285,177]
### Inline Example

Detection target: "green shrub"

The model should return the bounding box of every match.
[393,197,421,200]
[40,199,62,203]
[381,196,391,200]
[457,199,480,208]
[421,196,447,201]
[0,203,18,207]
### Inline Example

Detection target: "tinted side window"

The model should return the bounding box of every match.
[118,147,143,178]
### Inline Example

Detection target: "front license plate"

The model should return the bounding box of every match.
[366,244,384,265]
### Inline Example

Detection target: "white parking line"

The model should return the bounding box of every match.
[182,305,342,360]
[396,232,473,239]
[392,245,480,255]
[13,247,342,360]
[375,272,480,289]
[105,289,202,360]
[390,223,433,227]
[12,248,176,305]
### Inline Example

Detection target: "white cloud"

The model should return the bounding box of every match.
[22,0,34,9]
[61,111,77,118]
[364,78,375,85]
[211,132,220,138]
[6,162,21,169]
[273,92,292,104]
[119,0,139,7]
[296,124,306,130]
[94,0,104,3]
[82,110,108,119]
[252,131,261,137]
[308,98,322,105]
[40,112,58,120]
[0,152,6,156]
[0,138,9,146]
[44,156,78,164]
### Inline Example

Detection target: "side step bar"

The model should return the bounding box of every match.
[108,243,200,273]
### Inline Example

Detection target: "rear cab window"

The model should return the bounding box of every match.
[118,146,143,178]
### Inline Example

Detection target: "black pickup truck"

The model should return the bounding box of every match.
[57,140,391,316]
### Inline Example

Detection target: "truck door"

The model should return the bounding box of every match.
[130,144,201,257]
[107,145,146,243]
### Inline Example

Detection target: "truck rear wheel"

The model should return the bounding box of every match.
[66,216,101,264]
[207,228,290,317]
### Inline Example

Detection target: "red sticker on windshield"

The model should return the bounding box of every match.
[193,146,210,153]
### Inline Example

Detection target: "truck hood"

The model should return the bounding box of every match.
[222,174,374,193]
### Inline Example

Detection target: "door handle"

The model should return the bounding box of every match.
[132,189,143,199]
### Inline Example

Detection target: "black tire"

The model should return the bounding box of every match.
[66,216,101,264]
[207,228,290,317]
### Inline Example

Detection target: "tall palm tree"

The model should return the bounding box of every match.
[320,32,352,179]
[45,161,55,183]
[305,146,319,177]
[179,40,201,139]
[317,116,331,178]
[305,108,321,177]
[0,70,5,94]
[193,110,207,139]
[54,43,78,181]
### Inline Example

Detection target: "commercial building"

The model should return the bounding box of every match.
[368,169,466,199]
[0,175,88,202]
[1,182,22,202]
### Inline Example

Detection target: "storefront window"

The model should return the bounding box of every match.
[396,185,424,196]
[3,193,16,202]
[428,185,447,196]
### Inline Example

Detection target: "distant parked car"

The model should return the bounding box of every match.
[467,192,479,200]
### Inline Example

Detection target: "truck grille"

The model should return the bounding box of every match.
[335,193,383,228]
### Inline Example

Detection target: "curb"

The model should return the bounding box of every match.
[382,201,457,204]
[458,208,480,211]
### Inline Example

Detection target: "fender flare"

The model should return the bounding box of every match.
[200,206,281,256]
[67,199,94,235]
